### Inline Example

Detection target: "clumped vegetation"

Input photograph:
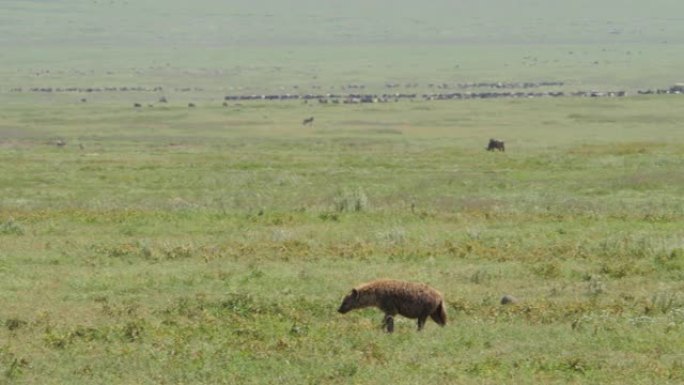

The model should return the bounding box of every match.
[334,187,371,213]
[0,218,24,236]
[1,95,683,384]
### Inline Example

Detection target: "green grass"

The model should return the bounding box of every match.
[1,96,684,384]
[2,1,684,383]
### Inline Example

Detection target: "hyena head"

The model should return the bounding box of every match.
[338,288,360,313]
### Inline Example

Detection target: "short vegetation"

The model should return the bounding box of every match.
[1,96,684,384]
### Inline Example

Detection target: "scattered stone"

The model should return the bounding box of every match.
[501,294,519,305]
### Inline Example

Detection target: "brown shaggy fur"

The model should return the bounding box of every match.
[338,279,447,333]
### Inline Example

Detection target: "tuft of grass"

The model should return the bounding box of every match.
[1,350,29,381]
[0,218,24,235]
[646,292,683,315]
[5,318,27,331]
[334,187,371,212]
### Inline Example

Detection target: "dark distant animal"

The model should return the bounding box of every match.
[487,138,505,152]
[133,103,142,108]
[188,103,196,108]
[338,279,447,333]
[302,116,314,126]
[670,84,684,94]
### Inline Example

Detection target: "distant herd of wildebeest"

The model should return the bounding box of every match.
[8,81,684,108]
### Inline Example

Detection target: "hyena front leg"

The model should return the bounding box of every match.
[417,315,428,331]
[382,314,394,333]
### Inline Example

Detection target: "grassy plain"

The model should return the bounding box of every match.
[1,95,684,384]
[2,0,684,384]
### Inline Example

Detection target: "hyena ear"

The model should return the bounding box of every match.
[351,289,359,299]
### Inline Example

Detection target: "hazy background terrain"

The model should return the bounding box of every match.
[3,0,684,97]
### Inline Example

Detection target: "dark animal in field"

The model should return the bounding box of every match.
[302,116,314,126]
[338,279,447,333]
[188,103,196,108]
[133,103,142,108]
[487,138,505,152]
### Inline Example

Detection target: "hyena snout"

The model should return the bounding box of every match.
[338,290,359,313]
[337,299,353,313]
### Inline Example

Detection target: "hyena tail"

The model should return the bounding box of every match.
[430,300,447,326]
